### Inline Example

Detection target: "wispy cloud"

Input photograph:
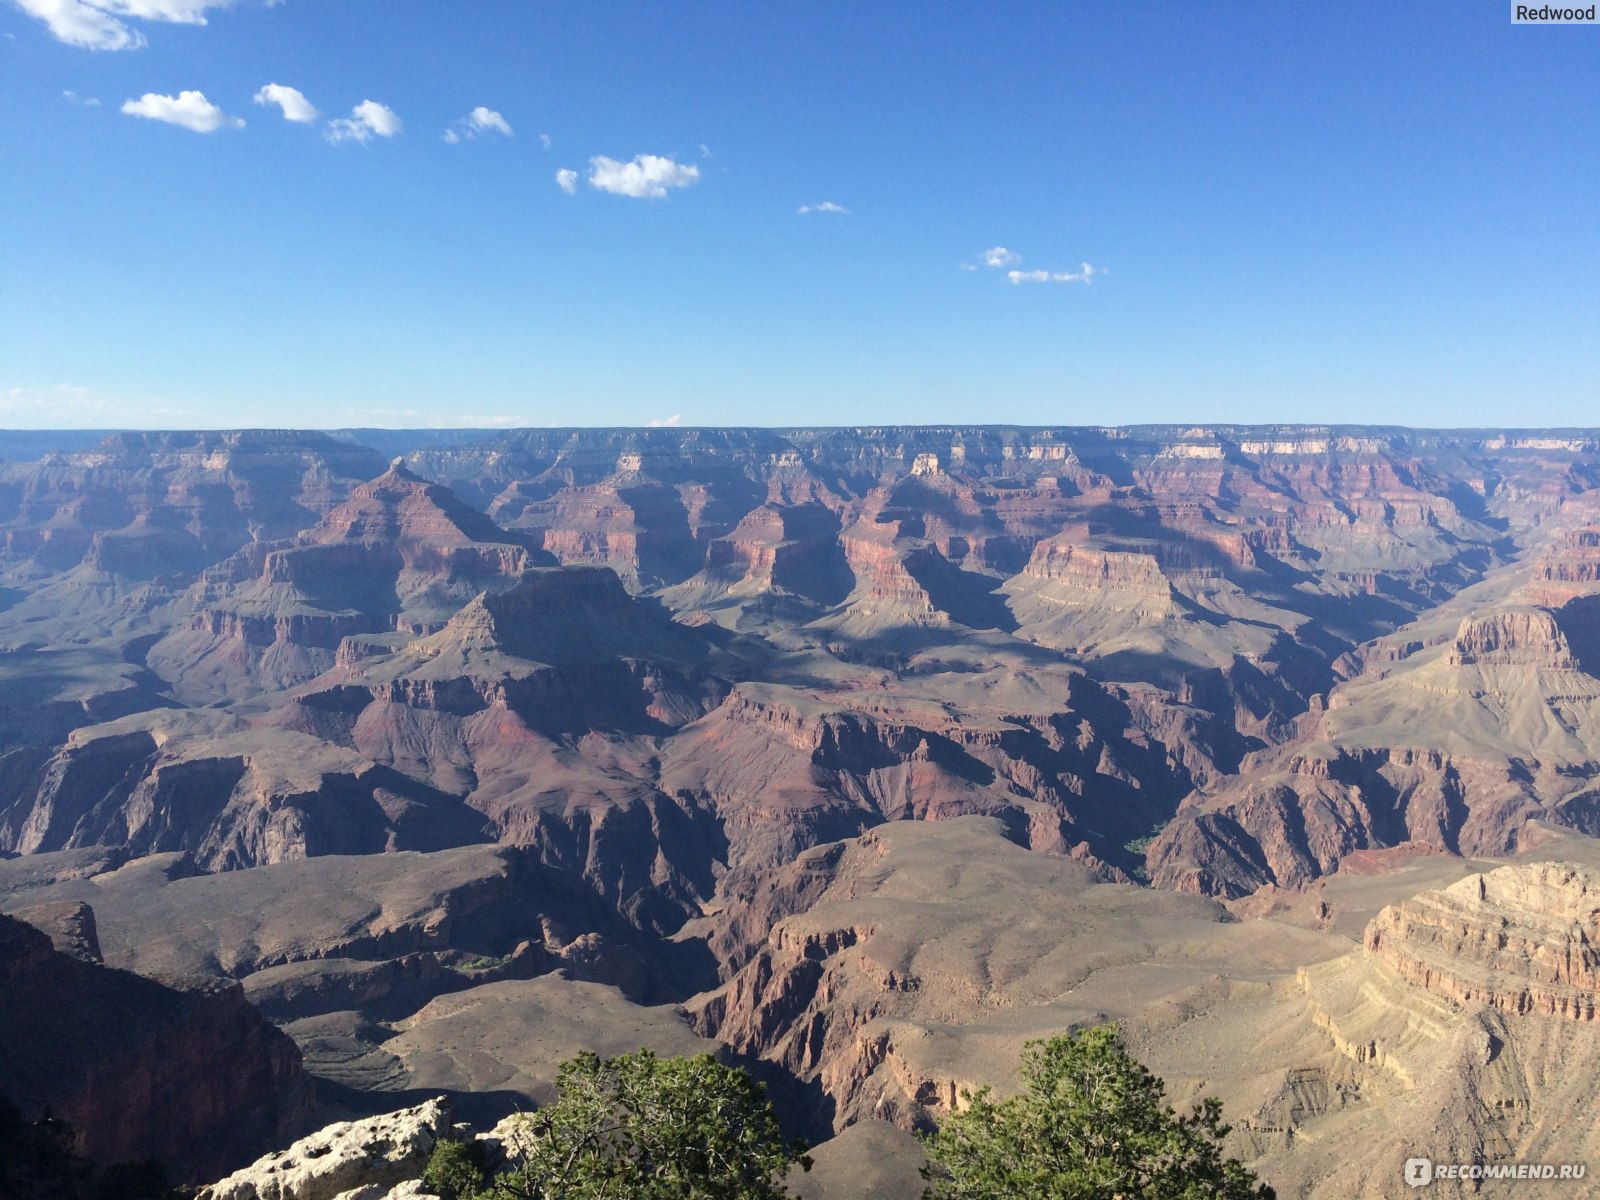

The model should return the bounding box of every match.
[2,383,195,428]
[966,246,1105,285]
[646,414,683,428]
[538,132,551,150]
[62,89,101,106]
[588,153,699,199]
[14,0,250,51]
[253,82,317,123]
[444,105,513,143]
[798,201,848,215]
[341,406,531,429]
[1008,263,1102,285]
[555,167,578,194]
[326,99,402,144]
[121,89,242,132]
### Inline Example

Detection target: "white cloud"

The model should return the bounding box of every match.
[646,414,683,428]
[1007,263,1102,285]
[2,383,194,428]
[120,89,241,132]
[538,132,551,149]
[468,106,511,135]
[341,406,531,429]
[445,105,513,143]
[798,201,848,215]
[698,142,711,158]
[253,82,316,123]
[13,0,248,51]
[326,99,402,144]
[588,153,699,199]
[966,246,1104,285]
[62,89,101,105]
[555,167,578,194]
[15,0,143,49]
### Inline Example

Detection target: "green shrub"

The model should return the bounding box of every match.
[422,1137,491,1200]
[920,1025,1273,1200]
[489,1049,809,1199]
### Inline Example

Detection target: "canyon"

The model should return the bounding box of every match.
[5,424,1600,1196]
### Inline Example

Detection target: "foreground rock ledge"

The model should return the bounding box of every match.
[199,1098,451,1200]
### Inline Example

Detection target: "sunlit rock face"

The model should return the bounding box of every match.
[1366,862,1600,1020]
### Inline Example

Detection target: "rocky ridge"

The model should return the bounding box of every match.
[199,1098,451,1200]
[0,907,313,1183]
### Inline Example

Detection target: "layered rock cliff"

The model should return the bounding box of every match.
[0,909,313,1183]
[1365,862,1600,1020]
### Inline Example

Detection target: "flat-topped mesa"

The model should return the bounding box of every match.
[1538,529,1600,583]
[1023,538,1183,592]
[1445,609,1579,670]
[701,506,786,585]
[491,478,705,590]
[1365,862,1600,1020]
[838,527,937,614]
[685,503,852,606]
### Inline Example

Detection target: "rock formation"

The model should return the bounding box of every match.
[0,908,313,1183]
[1365,861,1600,1020]
[199,1098,450,1200]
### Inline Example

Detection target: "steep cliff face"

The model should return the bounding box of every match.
[0,713,494,870]
[665,502,854,618]
[1365,862,1600,1020]
[1273,854,1600,1194]
[1144,743,1547,898]
[0,910,313,1183]
[1527,527,1600,609]
[1444,609,1582,669]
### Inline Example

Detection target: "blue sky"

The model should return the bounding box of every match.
[1,1,1596,430]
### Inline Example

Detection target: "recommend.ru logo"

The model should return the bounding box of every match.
[1405,1156,1587,1187]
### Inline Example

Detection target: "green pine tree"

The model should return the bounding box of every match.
[920,1025,1274,1200]
[486,1048,810,1200]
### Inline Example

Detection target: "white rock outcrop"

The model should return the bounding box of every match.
[200,1098,451,1200]
[333,1181,441,1200]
